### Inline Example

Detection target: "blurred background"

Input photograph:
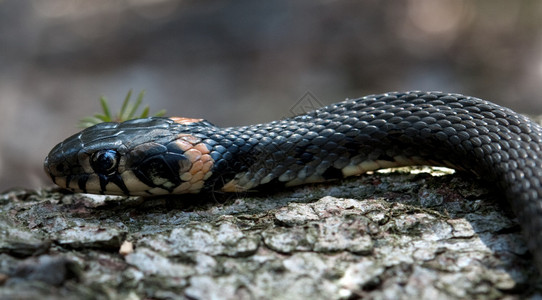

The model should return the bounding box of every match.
[2,0,542,191]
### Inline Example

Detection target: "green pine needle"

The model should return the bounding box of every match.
[78,90,167,128]
[99,97,112,120]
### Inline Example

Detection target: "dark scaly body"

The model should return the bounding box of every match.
[44,91,542,271]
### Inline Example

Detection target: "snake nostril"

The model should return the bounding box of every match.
[56,163,65,173]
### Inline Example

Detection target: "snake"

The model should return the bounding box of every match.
[44,91,542,272]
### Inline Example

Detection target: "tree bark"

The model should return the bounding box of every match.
[0,168,540,299]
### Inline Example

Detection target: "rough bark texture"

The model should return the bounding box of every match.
[1,168,541,299]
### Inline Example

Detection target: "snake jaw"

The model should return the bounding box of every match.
[44,138,84,189]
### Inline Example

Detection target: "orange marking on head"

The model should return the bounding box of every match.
[184,148,202,162]
[177,133,202,144]
[173,182,191,193]
[171,137,214,193]
[174,140,193,152]
[200,154,212,163]
[194,143,210,154]
[189,181,204,191]
[190,171,205,183]
[202,161,213,173]
[170,117,204,125]
[191,160,203,173]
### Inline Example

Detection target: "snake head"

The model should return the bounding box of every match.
[44,117,214,196]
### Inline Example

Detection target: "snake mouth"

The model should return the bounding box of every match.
[44,148,131,195]
[44,140,93,193]
[43,155,60,185]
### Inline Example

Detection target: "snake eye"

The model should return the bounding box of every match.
[90,150,119,175]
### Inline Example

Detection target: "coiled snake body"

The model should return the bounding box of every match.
[44,91,542,271]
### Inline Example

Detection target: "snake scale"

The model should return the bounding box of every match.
[44,91,542,272]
